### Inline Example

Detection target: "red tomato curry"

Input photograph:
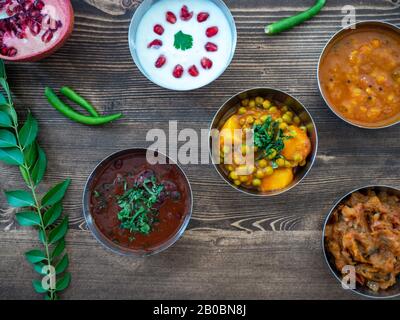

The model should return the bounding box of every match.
[89,151,191,252]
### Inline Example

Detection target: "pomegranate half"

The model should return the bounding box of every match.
[0,0,74,62]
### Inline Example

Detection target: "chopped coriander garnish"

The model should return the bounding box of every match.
[93,190,101,198]
[116,175,164,237]
[253,116,292,160]
[174,30,193,51]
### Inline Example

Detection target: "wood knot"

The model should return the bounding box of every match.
[121,0,142,9]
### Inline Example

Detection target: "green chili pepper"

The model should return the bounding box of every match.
[265,0,326,35]
[60,86,100,117]
[45,87,122,126]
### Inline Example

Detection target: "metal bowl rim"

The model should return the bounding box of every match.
[321,184,400,299]
[208,87,319,197]
[128,0,238,91]
[317,20,400,130]
[82,147,194,258]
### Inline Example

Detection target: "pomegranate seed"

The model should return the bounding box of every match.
[205,42,218,52]
[197,12,209,23]
[49,18,57,30]
[206,26,219,38]
[201,57,213,70]
[180,5,193,21]
[153,24,164,35]
[147,39,162,49]
[188,65,199,77]
[42,14,50,25]
[166,11,177,24]
[7,47,17,57]
[155,55,166,68]
[35,0,45,10]
[173,64,184,78]
[29,22,40,35]
[1,47,8,55]
[30,10,40,18]
[41,29,53,43]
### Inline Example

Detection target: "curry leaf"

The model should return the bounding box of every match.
[0,129,16,148]
[32,279,48,293]
[48,216,68,244]
[55,254,69,274]
[15,211,40,226]
[23,142,37,168]
[0,111,11,127]
[19,165,30,185]
[31,144,47,185]
[43,202,62,228]
[0,147,23,165]
[41,179,71,207]
[25,249,47,264]
[55,272,71,292]
[19,113,38,149]
[5,190,35,207]
[38,229,47,246]
[33,262,47,275]
[52,238,65,259]
[0,60,5,79]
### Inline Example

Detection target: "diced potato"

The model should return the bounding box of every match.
[281,126,311,161]
[219,115,242,146]
[261,168,294,192]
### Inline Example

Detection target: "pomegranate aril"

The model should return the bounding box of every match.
[7,47,17,57]
[197,12,209,23]
[206,26,218,38]
[35,0,45,10]
[180,5,193,21]
[153,24,164,35]
[166,11,177,24]
[201,57,213,70]
[173,64,184,78]
[49,18,57,30]
[205,42,218,52]
[147,39,162,49]
[29,22,40,35]
[155,55,166,68]
[41,29,53,43]
[188,65,199,77]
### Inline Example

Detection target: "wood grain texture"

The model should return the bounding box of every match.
[0,0,399,300]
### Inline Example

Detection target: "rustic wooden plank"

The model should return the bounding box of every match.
[0,0,399,300]
[0,229,362,300]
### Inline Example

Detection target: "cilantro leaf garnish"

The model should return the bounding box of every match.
[174,30,193,51]
[116,175,164,237]
[253,116,292,160]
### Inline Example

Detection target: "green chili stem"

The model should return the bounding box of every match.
[265,0,326,35]
[60,86,100,117]
[45,87,122,126]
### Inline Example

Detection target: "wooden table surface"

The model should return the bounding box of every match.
[1,0,399,300]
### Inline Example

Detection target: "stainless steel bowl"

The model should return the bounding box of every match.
[322,185,400,299]
[317,20,400,129]
[82,148,193,257]
[209,87,318,197]
[128,0,237,91]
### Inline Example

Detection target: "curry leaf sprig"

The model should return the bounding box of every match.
[0,60,71,300]
[253,115,292,162]
[117,176,164,237]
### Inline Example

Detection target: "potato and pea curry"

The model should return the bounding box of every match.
[218,96,311,193]
[319,25,400,127]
